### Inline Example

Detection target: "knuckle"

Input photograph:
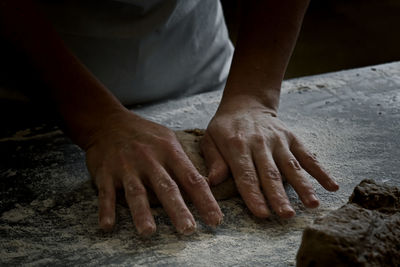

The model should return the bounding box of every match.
[301,183,315,194]
[169,147,187,162]
[296,180,314,193]
[287,158,302,170]
[156,136,174,148]
[118,156,132,173]
[285,131,295,141]
[227,135,246,151]
[98,186,113,199]
[306,188,316,195]
[265,168,282,181]
[156,177,179,194]
[132,144,152,159]
[176,206,190,217]
[125,181,146,197]
[304,152,319,163]
[271,136,285,148]
[252,134,265,145]
[239,170,257,185]
[290,135,302,145]
[247,190,262,200]
[152,130,176,146]
[185,172,207,187]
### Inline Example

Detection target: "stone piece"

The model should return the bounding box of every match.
[296,179,400,267]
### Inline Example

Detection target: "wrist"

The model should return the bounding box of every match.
[217,92,279,117]
[221,63,282,115]
[69,105,132,151]
[218,87,280,115]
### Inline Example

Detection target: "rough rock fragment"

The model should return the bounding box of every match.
[296,179,400,267]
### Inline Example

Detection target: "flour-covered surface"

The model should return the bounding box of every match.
[1,62,400,266]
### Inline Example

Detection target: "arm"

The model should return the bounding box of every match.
[0,0,223,235]
[223,0,308,113]
[0,0,123,148]
[202,0,339,218]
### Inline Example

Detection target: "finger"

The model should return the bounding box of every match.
[147,164,196,235]
[200,132,230,185]
[95,170,116,231]
[232,155,270,217]
[168,146,223,227]
[220,137,270,217]
[290,138,339,191]
[274,147,320,208]
[122,175,156,237]
[253,146,295,219]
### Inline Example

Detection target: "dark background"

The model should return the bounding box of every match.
[221,0,400,79]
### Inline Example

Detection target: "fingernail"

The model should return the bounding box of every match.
[100,217,114,231]
[255,205,270,218]
[279,205,296,218]
[307,194,320,208]
[330,180,339,191]
[206,211,224,227]
[179,219,196,235]
[137,221,156,237]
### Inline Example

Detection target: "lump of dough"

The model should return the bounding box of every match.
[132,129,238,207]
[175,129,237,201]
[296,179,400,267]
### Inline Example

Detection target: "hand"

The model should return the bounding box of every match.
[85,109,223,236]
[201,96,339,219]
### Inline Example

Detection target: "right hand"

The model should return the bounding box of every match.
[200,96,339,219]
[85,109,223,236]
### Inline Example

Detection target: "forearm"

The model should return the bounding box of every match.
[0,0,126,148]
[221,0,310,113]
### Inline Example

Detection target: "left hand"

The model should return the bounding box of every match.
[201,96,339,219]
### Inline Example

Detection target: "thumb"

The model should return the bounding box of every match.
[200,131,229,185]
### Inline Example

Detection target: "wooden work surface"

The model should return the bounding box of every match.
[1,62,400,266]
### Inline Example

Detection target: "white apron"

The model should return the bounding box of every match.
[38,0,234,105]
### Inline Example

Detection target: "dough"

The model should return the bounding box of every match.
[140,129,238,206]
[175,129,237,200]
[296,179,400,267]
